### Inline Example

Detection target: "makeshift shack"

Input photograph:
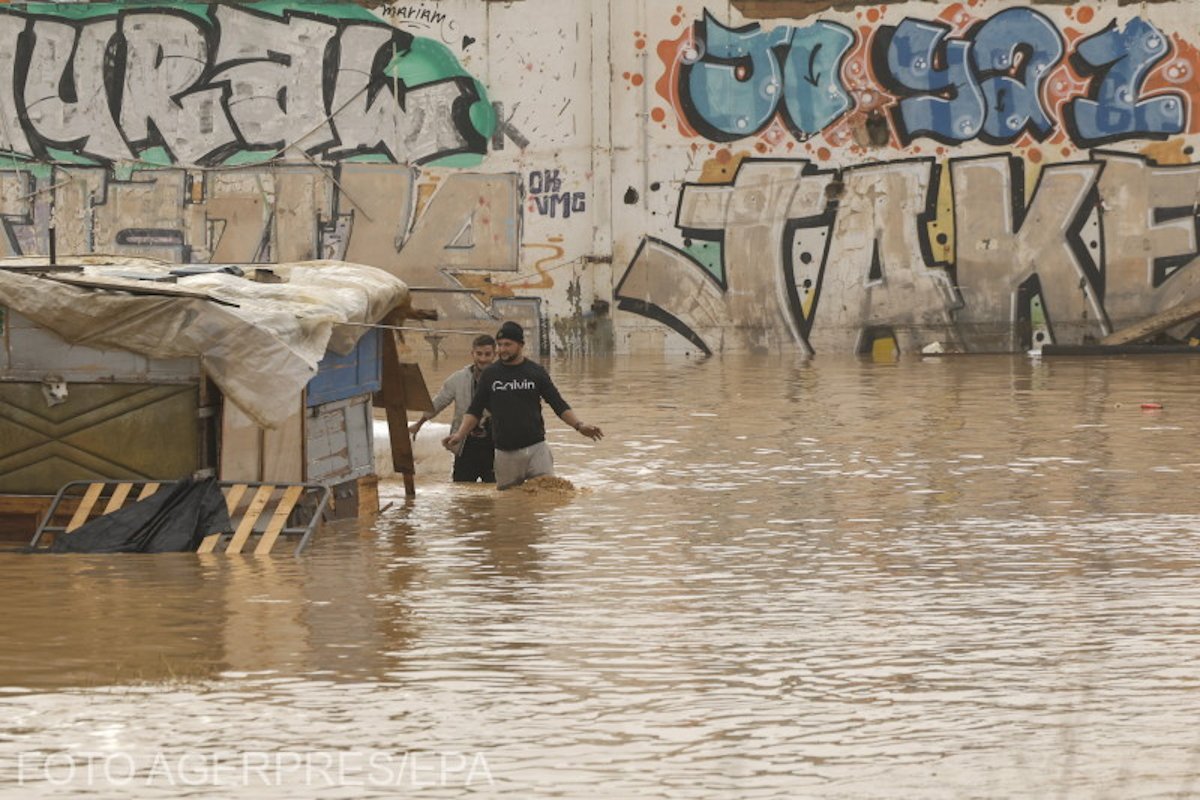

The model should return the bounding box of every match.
[0,256,432,548]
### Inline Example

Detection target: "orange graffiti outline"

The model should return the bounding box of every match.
[505,242,565,290]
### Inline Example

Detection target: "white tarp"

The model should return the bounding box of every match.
[0,257,409,427]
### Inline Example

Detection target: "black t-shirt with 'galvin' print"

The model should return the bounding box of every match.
[466,359,570,451]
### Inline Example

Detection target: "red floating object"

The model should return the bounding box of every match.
[1141,402,1163,410]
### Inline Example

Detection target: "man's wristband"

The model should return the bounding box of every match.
[573,421,583,431]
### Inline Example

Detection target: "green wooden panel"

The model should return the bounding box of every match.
[0,382,199,494]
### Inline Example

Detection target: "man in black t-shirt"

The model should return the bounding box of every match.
[444,321,602,489]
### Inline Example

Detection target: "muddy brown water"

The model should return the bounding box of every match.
[3,354,1200,797]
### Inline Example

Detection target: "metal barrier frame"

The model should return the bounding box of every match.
[30,479,331,556]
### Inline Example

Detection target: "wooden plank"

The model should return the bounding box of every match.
[380,323,416,496]
[1042,344,1200,356]
[224,483,248,515]
[220,399,263,481]
[0,495,57,516]
[253,485,304,555]
[306,330,381,407]
[137,482,161,500]
[0,495,55,543]
[357,474,379,518]
[197,532,221,554]
[345,398,373,474]
[1102,295,1200,345]
[398,362,434,413]
[0,263,83,273]
[226,485,273,554]
[41,274,239,306]
[262,399,304,484]
[306,396,374,484]
[65,483,103,532]
[304,401,349,484]
[198,483,247,554]
[102,482,134,514]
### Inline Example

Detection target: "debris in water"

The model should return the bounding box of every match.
[518,476,576,495]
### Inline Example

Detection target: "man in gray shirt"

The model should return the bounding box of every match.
[409,334,497,482]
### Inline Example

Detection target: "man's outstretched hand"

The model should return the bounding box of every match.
[577,424,603,441]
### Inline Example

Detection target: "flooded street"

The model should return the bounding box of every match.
[4,353,1200,797]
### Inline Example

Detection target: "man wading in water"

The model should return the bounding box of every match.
[444,321,603,489]
[410,334,497,483]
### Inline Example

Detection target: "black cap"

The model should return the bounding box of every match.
[496,321,524,343]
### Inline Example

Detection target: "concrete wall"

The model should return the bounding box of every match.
[2,0,1200,356]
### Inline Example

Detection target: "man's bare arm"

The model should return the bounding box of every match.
[443,413,481,449]
[561,409,603,441]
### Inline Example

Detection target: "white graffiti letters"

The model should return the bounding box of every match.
[0,6,481,166]
[617,153,1200,354]
[120,12,236,164]
[212,7,338,152]
[0,15,30,155]
[25,18,129,159]
[952,156,1107,348]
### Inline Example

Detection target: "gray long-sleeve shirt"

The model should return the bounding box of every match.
[424,364,488,454]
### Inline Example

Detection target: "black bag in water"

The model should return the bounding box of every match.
[51,477,231,553]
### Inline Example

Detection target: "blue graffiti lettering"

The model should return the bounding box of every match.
[972,8,1063,142]
[679,13,853,141]
[681,12,789,140]
[780,22,855,136]
[881,18,986,144]
[1067,18,1185,145]
[878,12,1188,147]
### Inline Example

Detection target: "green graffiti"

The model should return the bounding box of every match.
[19,2,203,19]
[1,1,494,169]
[387,38,494,167]
[685,240,724,283]
[136,147,173,167]
[231,0,377,22]
[43,148,97,167]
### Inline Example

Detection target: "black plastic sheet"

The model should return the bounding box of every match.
[51,477,231,553]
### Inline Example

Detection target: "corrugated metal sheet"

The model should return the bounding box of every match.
[305,395,374,485]
[0,382,202,494]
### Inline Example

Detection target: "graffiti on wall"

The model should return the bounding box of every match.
[526,170,587,218]
[0,3,492,167]
[0,2,521,322]
[878,11,1185,147]
[0,163,520,318]
[616,150,1200,354]
[380,3,474,52]
[675,11,857,141]
[656,6,1199,150]
[622,5,1200,353]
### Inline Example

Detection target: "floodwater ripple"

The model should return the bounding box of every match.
[3,354,1200,797]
